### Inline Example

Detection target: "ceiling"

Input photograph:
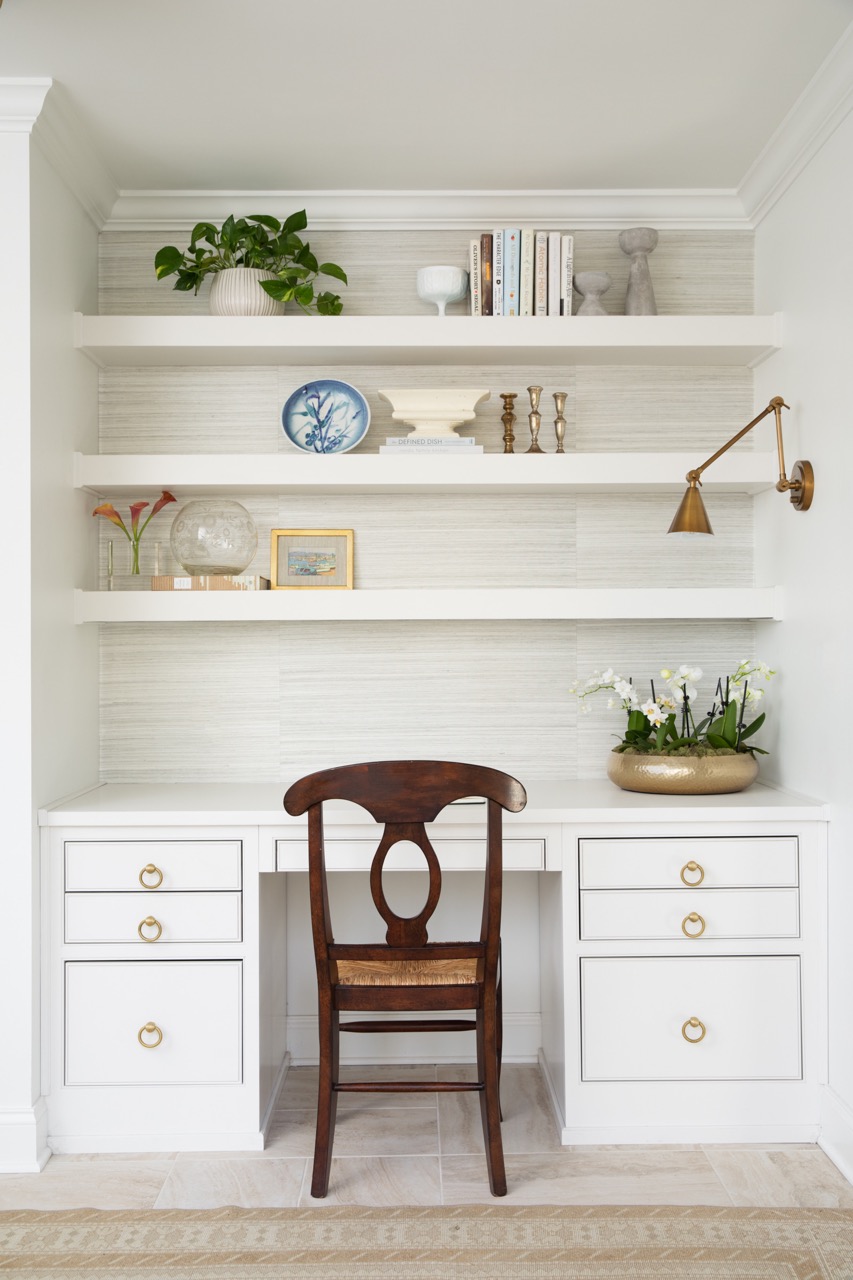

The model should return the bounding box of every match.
[0,0,851,192]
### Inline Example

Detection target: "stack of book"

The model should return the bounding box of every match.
[151,574,271,591]
[469,230,574,317]
[378,436,483,455]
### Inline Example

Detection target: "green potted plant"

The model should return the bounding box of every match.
[154,211,348,316]
[572,659,775,794]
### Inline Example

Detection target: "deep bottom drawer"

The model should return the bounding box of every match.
[581,956,801,1081]
[65,960,242,1085]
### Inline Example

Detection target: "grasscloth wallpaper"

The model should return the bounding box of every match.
[96,228,757,783]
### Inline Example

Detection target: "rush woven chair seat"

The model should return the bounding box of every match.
[283,759,527,1198]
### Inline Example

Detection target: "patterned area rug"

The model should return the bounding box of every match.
[1,1204,852,1279]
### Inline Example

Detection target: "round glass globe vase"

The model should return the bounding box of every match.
[169,499,258,576]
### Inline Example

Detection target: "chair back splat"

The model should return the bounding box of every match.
[283,759,527,1198]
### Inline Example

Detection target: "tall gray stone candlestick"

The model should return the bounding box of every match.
[619,227,658,316]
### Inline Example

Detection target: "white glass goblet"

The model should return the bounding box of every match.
[417,265,469,316]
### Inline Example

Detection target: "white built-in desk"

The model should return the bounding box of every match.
[39,781,828,1153]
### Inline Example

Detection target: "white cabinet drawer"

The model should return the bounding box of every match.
[581,956,801,1081]
[65,961,242,1085]
[579,838,798,890]
[65,841,242,891]
[64,892,243,944]
[580,888,800,940]
[275,837,545,871]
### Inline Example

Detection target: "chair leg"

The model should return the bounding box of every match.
[311,1004,340,1197]
[476,1003,507,1197]
[496,962,504,1122]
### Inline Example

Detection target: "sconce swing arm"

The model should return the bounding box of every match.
[684,396,813,510]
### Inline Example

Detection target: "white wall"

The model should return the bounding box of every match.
[753,105,853,1172]
[0,85,99,1172]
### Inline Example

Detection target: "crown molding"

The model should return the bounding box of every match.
[31,83,118,229]
[104,187,750,232]
[739,20,853,226]
[0,78,51,132]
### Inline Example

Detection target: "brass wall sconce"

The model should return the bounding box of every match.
[668,396,814,536]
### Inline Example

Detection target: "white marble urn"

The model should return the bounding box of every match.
[377,388,491,438]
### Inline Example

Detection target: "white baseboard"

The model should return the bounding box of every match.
[561,1122,820,1146]
[286,1012,541,1066]
[259,1052,290,1141]
[49,1129,267,1155]
[537,1048,566,1135]
[819,1086,853,1185]
[0,1099,50,1173]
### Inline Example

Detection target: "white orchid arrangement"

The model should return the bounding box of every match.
[572,659,775,756]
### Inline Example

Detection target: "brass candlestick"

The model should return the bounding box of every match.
[526,385,544,453]
[499,392,518,453]
[553,391,567,453]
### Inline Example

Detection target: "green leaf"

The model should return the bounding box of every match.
[282,209,308,234]
[739,712,765,741]
[189,222,219,249]
[247,214,282,232]
[295,283,314,307]
[259,279,290,301]
[319,262,348,285]
[705,732,731,749]
[316,292,343,315]
[154,246,184,279]
[719,700,738,746]
[296,246,319,273]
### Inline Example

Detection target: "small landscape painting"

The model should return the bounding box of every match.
[271,529,354,590]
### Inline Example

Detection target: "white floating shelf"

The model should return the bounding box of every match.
[74,451,778,497]
[73,313,782,369]
[74,587,782,625]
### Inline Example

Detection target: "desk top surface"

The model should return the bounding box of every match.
[39,780,829,827]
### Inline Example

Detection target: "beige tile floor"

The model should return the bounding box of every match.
[1,1063,852,1210]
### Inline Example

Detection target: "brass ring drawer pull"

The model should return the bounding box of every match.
[137,916,163,942]
[137,1021,163,1049]
[681,1016,706,1044]
[139,864,163,889]
[681,911,706,938]
[680,860,704,886]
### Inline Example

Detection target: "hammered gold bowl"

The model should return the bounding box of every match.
[607,751,759,795]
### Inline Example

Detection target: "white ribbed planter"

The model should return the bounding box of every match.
[208,268,283,317]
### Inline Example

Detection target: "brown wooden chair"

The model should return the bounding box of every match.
[283,759,527,1198]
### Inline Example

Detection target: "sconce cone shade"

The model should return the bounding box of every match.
[668,479,714,536]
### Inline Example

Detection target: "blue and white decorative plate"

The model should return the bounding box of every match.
[281,380,370,454]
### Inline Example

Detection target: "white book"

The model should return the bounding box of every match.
[534,231,548,316]
[560,234,575,316]
[380,444,484,454]
[519,228,535,316]
[548,231,561,315]
[492,227,504,317]
[382,436,480,448]
[468,239,482,316]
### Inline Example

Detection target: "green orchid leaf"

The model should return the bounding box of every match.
[705,732,731,749]
[738,712,766,741]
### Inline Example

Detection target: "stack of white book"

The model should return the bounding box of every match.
[469,229,574,317]
[379,436,483,455]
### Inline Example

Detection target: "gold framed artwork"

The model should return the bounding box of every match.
[270,529,354,590]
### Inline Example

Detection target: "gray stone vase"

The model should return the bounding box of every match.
[619,227,658,316]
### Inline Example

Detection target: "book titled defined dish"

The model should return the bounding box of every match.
[151,574,271,591]
[380,438,483,453]
[503,228,521,315]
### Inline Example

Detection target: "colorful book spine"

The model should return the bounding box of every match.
[480,233,493,316]
[519,228,535,316]
[548,231,561,315]
[560,234,575,316]
[503,228,521,315]
[534,232,548,316]
[492,228,504,317]
[468,239,481,316]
